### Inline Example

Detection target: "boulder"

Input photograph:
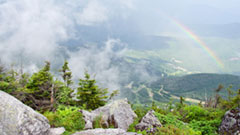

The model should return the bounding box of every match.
[135,110,162,134]
[72,128,141,135]
[79,99,137,131]
[0,90,50,135]
[219,108,240,135]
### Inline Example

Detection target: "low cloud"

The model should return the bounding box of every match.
[0,0,134,70]
[0,0,73,68]
[75,1,108,26]
[68,39,126,91]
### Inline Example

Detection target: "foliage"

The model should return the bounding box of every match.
[177,105,224,129]
[129,104,224,135]
[189,120,221,135]
[93,114,108,128]
[93,114,103,128]
[149,73,240,103]
[127,117,141,132]
[155,125,201,135]
[133,105,149,118]
[0,67,19,93]
[55,80,75,106]
[76,71,108,110]
[155,112,187,129]
[128,104,149,132]
[27,61,53,94]
[43,105,85,133]
[219,87,240,110]
[26,61,55,111]
[151,101,167,115]
[180,105,209,122]
[56,60,75,106]
[176,106,224,134]
[59,60,73,87]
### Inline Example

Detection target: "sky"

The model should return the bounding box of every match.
[0,0,240,90]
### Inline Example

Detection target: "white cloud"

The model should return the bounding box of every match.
[0,0,73,66]
[0,0,136,91]
[75,1,108,26]
[0,0,135,66]
[68,39,126,91]
[118,0,136,9]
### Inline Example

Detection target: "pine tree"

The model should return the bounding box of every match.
[0,63,19,93]
[0,61,5,81]
[26,61,54,111]
[56,60,74,105]
[76,71,108,110]
[60,60,73,87]
[180,96,185,105]
[214,84,224,108]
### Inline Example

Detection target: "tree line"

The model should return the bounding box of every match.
[0,61,118,112]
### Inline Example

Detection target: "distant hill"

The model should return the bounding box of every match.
[121,73,240,104]
[152,73,240,98]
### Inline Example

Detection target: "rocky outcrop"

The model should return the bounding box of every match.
[79,99,137,131]
[135,110,162,134]
[0,90,50,135]
[72,128,141,135]
[219,108,240,135]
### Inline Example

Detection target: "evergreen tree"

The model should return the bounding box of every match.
[213,84,224,108]
[26,61,54,111]
[59,60,73,87]
[180,96,185,105]
[0,63,19,93]
[0,62,5,81]
[76,71,108,110]
[56,61,74,105]
[55,82,75,105]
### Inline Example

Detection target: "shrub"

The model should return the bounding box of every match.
[181,105,209,122]
[179,105,225,122]
[155,125,201,135]
[43,105,85,133]
[189,120,221,135]
[133,105,149,118]
[154,112,186,129]
[154,112,201,134]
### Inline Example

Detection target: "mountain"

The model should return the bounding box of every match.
[121,73,240,104]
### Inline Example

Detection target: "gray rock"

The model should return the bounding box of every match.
[135,110,162,134]
[48,127,65,135]
[219,108,240,135]
[80,110,94,129]
[72,128,141,135]
[122,132,142,135]
[0,90,50,135]
[79,99,137,131]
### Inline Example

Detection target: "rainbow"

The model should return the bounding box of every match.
[170,18,224,68]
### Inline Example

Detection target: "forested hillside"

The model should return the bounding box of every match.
[121,73,240,105]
